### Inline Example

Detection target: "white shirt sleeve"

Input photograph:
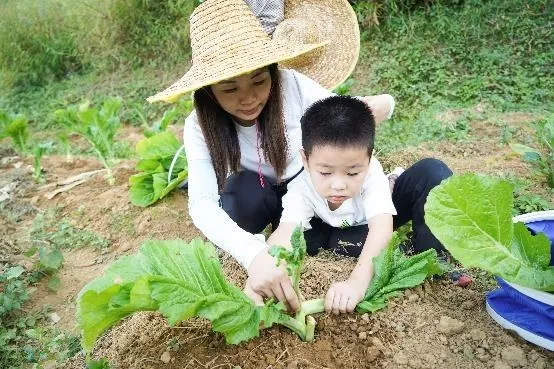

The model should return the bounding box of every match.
[362,158,397,220]
[280,175,314,229]
[184,112,267,269]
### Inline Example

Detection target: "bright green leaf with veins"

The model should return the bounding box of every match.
[425,173,554,291]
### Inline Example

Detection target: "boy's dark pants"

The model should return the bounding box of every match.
[220,158,452,257]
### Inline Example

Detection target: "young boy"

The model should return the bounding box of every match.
[268,95,396,315]
[267,95,457,315]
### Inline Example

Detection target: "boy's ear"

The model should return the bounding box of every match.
[300,149,309,169]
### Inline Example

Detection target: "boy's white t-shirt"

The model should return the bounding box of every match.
[184,69,332,269]
[281,157,397,229]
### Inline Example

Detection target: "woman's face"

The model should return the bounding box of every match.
[210,67,272,126]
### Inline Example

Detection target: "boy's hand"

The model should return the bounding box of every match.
[246,249,301,312]
[325,272,372,314]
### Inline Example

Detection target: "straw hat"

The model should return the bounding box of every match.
[147,0,359,103]
[273,0,360,90]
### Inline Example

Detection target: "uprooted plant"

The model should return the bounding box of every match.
[425,173,554,292]
[77,228,442,353]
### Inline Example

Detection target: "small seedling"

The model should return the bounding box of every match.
[32,141,54,183]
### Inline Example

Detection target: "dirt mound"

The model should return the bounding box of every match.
[65,259,554,369]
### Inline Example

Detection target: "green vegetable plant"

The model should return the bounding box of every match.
[425,173,554,291]
[0,110,29,154]
[32,141,54,183]
[55,98,124,185]
[510,116,554,188]
[140,97,193,138]
[129,131,188,207]
[76,228,441,353]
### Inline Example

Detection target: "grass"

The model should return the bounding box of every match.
[349,0,554,152]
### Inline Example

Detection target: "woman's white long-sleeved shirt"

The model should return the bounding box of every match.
[184,69,332,269]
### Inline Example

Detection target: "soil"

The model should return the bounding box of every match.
[1,111,553,369]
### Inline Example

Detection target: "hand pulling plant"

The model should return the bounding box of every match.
[55,98,124,185]
[128,131,188,207]
[77,228,442,353]
[425,173,554,291]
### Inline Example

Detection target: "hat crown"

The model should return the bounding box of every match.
[190,0,271,65]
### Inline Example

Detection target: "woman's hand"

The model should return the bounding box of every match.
[359,94,395,125]
[244,248,301,311]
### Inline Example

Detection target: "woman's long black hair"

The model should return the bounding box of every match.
[193,63,287,192]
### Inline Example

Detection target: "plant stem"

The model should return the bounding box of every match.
[275,314,309,341]
[301,299,325,315]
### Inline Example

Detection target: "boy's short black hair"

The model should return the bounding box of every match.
[301,95,376,157]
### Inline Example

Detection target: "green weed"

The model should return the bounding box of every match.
[30,208,109,252]
[511,115,554,188]
[0,266,82,368]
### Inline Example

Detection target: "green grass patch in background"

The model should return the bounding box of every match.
[347,0,554,152]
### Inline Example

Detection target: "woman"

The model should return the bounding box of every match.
[147,0,395,310]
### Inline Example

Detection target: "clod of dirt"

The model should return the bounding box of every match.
[358,331,367,340]
[361,313,369,322]
[533,358,548,369]
[365,346,381,362]
[437,315,465,336]
[501,345,527,367]
[393,350,409,365]
[286,360,298,369]
[494,360,512,369]
[469,328,486,341]
[49,312,61,324]
[160,351,171,363]
[371,337,386,352]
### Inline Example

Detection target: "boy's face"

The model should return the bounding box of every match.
[301,145,371,209]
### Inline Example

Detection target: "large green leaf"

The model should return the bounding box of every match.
[129,131,187,207]
[129,173,156,206]
[136,131,182,160]
[425,173,554,291]
[77,239,262,352]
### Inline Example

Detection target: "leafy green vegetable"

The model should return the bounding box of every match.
[0,111,29,154]
[129,131,188,207]
[269,226,307,296]
[55,98,125,184]
[425,173,554,291]
[77,231,441,351]
[77,239,272,351]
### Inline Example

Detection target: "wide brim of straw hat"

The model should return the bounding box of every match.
[275,0,360,90]
[147,40,327,103]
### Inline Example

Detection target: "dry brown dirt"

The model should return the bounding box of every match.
[1,113,553,369]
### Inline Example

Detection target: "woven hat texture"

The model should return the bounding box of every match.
[148,0,358,102]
